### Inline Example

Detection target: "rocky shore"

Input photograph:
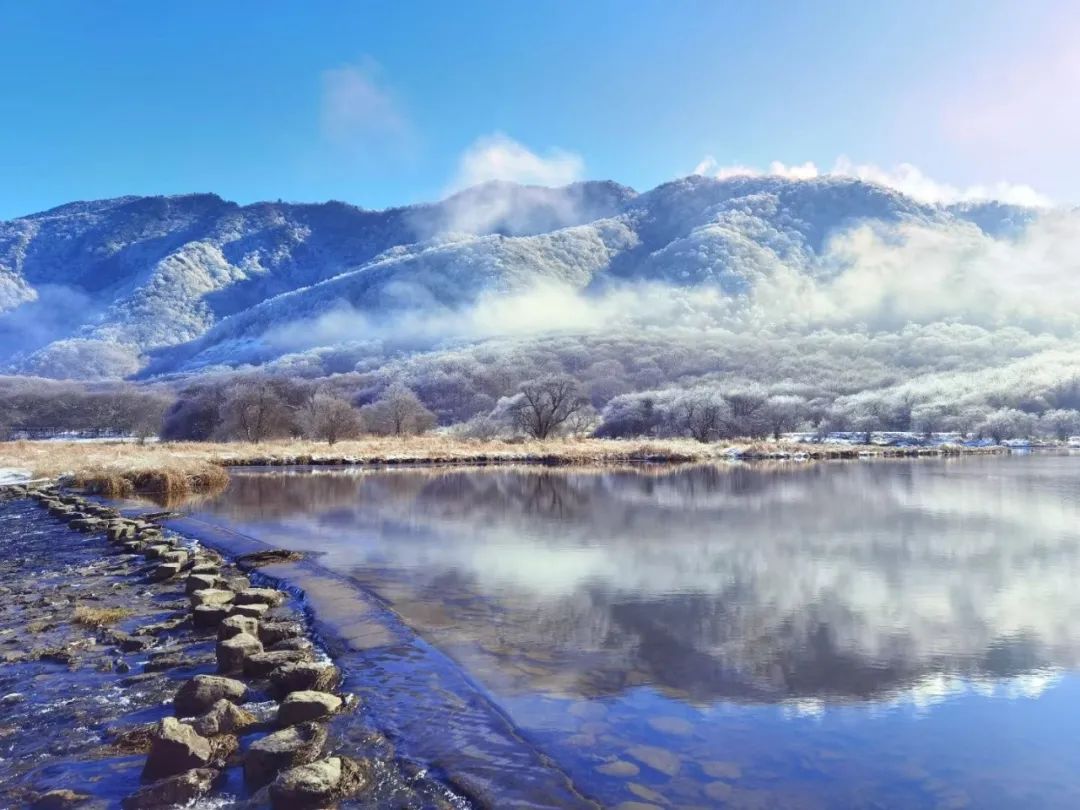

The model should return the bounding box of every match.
[0,483,374,809]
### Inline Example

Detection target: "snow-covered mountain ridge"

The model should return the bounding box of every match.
[0,176,1045,379]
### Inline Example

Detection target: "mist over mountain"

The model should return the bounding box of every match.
[3,174,1080,432]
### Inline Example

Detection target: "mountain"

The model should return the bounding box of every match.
[0,176,1044,380]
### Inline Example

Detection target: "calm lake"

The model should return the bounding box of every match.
[181,453,1080,808]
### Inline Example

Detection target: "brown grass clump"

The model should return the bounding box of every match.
[72,471,135,498]
[73,605,133,628]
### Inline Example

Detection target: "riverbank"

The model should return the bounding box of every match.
[0,483,452,808]
[0,436,1009,500]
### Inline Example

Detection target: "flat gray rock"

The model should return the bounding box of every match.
[142,717,212,780]
[122,768,219,809]
[277,691,342,726]
[174,674,248,716]
[217,632,263,673]
[244,721,327,788]
[269,756,370,809]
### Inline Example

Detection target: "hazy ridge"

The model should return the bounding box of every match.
[3,175,1079,432]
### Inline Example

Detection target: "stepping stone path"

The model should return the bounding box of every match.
[11,485,367,808]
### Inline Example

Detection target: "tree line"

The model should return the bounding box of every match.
[3,370,1080,444]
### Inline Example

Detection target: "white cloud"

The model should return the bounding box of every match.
[692,155,1051,207]
[450,133,584,190]
[319,61,409,146]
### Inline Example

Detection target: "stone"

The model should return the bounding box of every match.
[244,722,328,788]
[174,674,248,716]
[269,662,342,698]
[217,632,263,673]
[218,614,259,641]
[121,768,219,809]
[236,549,304,570]
[190,588,235,608]
[277,691,342,726]
[234,587,287,607]
[186,573,219,594]
[222,575,252,592]
[270,637,314,654]
[109,631,155,653]
[148,563,182,582]
[160,550,189,566]
[143,544,172,559]
[244,648,315,678]
[191,698,258,737]
[143,652,196,672]
[232,602,269,619]
[208,733,240,765]
[136,615,188,636]
[258,621,304,646]
[189,562,220,576]
[109,723,157,753]
[121,541,145,554]
[108,525,135,541]
[69,517,101,532]
[142,717,213,779]
[31,789,91,809]
[269,756,370,808]
[193,605,231,627]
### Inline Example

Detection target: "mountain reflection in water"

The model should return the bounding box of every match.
[182,455,1080,808]
[195,457,1079,706]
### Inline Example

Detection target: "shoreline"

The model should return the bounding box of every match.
[0,436,1012,500]
[0,482,402,808]
[0,480,600,809]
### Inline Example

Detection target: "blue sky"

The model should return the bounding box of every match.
[1,0,1076,219]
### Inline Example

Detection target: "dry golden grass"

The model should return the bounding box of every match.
[0,435,1003,501]
[72,605,134,628]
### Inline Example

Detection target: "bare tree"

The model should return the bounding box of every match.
[128,393,171,444]
[1039,408,1080,441]
[762,394,807,440]
[220,380,294,443]
[563,404,600,438]
[722,388,768,438]
[301,391,362,445]
[512,376,589,439]
[977,408,1037,443]
[680,394,725,442]
[360,383,436,436]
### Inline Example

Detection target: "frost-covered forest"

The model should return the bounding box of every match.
[3,175,1080,441]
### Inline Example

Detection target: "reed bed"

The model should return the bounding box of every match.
[0,436,1006,501]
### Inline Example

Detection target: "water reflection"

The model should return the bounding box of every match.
[194,457,1080,706]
